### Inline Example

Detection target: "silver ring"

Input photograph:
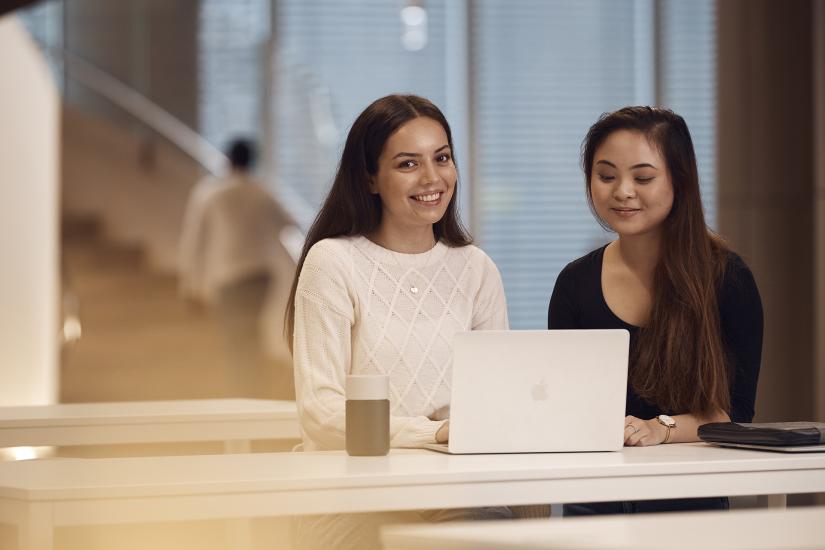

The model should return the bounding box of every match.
[625,424,638,434]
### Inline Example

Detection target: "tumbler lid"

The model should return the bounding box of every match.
[346,374,389,400]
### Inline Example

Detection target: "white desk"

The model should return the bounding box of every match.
[383,505,825,549]
[0,399,299,453]
[1,443,824,550]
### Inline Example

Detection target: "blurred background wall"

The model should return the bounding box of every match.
[0,16,59,406]
[817,0,825,425]
[717,0,824,423]
[63,0,199,130]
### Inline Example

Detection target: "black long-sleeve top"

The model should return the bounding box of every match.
[548,245,763,423]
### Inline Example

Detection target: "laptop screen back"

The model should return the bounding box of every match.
[448,330,629,454]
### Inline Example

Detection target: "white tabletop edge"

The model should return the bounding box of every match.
[0,399,297,427]
[1,444,824,502]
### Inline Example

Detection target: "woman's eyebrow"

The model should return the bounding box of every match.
[595,160,658,170]
[392,152,421,159]
[393,144,451,159]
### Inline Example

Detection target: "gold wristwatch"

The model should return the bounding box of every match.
[656,414,677,443]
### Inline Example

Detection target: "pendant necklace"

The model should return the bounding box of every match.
[395,242,436,295]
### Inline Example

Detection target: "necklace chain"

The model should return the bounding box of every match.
[388,243,437,295]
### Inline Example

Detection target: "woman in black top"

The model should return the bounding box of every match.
[549,106,763,515]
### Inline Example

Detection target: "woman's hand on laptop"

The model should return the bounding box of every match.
[623,415,666,446]
[435,420,450,443]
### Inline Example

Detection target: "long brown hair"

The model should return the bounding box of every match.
[284,94,472,350]
[582,106,730,418]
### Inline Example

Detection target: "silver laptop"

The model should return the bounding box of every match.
[424,330,629,454]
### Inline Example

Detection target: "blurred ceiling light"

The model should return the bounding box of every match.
[0,446,54,461]
[401,5,426,26]
[1,446,38,461]
[13,447,38,460]
[402,29,427,51]
[400,3,428,51]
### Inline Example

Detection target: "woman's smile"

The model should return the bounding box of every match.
[410,191,443,206]
[610,206,641,218]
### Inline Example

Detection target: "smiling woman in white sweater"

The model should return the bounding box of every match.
[286,94,508,451]
[284,95,518,549]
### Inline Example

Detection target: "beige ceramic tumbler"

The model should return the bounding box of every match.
[345,374,390,456]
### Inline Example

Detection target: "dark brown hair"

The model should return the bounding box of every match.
[582,106,730,418]
[285,94,472,349]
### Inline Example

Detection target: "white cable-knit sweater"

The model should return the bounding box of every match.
[293,235,508,450]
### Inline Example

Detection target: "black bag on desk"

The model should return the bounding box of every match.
[698,422,825,446]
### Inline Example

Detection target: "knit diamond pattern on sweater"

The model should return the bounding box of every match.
[293,235,508,450]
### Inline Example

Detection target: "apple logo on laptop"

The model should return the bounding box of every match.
[531,379,549,401]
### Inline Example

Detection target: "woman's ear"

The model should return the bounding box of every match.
[367,178,379,195]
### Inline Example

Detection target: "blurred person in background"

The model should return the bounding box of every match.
[179,138,291,396]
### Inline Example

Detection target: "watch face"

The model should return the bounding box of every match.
[658,414,676,427]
